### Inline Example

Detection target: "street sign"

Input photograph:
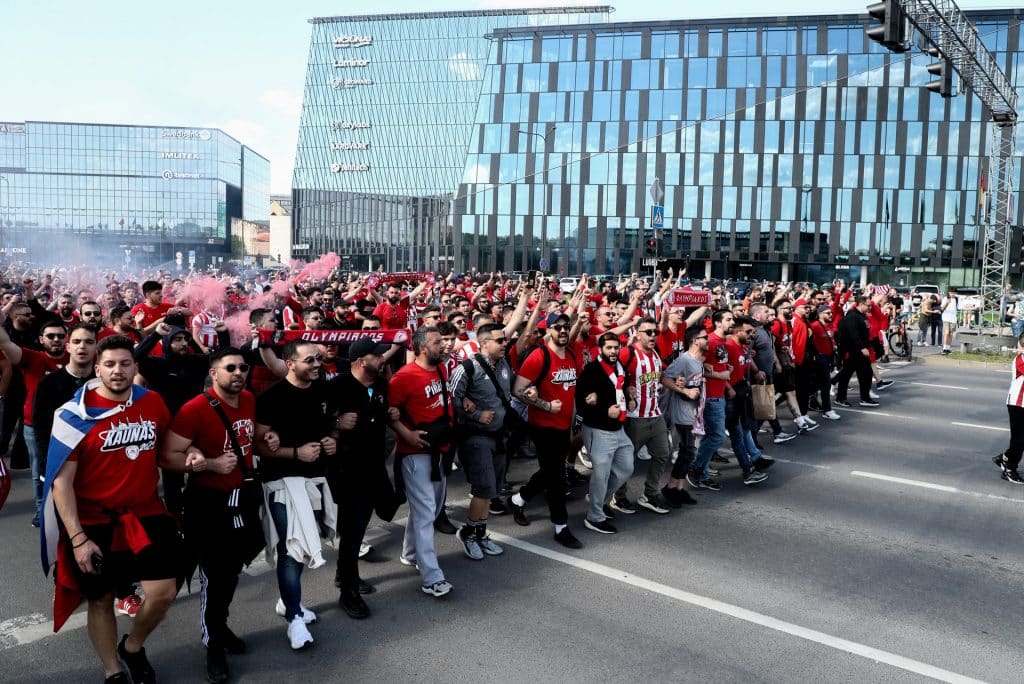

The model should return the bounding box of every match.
[650,204,664,229]
[649,177,664,204]
[539,257,549,271]
[188,249,196,266]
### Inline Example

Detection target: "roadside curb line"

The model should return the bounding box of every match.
[916,354,1008,371]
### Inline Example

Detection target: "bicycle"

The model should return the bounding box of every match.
[886,315,914,360]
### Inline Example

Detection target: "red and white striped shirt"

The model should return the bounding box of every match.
[190,309,222,349]
[623,345,663,418]
[1007,354,1024,407]
[455,339,481,362]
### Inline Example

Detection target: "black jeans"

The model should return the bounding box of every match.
[185,487,245,647]
[518,425,570,525]
[812,358,833,412]
[835,353,873,401]
[794,363,814,414]
[1005,405,1024,469]
[671,424,696,479]
[329,474,374,594]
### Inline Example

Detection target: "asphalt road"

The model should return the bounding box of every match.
[1,355,1022,683]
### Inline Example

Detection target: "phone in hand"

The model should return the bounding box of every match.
[90,552,104,575]
[527,270,537,288]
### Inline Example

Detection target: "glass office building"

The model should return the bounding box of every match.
[291,6,611,270]
[0,121,269,269]
[294,7,1024,286]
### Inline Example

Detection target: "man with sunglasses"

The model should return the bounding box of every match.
[164,348,270,683]
[449,323,511,559]
[78,301,105,333]
[0,317,70,525]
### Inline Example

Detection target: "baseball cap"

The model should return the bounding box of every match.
[793,298,809,309]
[348,337,390,361]
[817,304,831,314]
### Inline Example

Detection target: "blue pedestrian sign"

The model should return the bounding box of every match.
[650,204,664,229]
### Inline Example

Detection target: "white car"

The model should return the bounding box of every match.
[559,277,580,294]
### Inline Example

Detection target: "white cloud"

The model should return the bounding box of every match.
[448,52,482,81]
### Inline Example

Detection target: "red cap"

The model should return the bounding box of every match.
[793,299,809,308]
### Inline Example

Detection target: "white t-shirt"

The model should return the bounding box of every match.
[941,296,959,323]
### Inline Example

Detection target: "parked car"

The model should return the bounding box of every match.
[910,284,940,309]
[559,276,580,294]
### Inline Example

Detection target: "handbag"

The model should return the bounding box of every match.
[471,354,527,433]
[751,382,777,421]
[202,392,266,565]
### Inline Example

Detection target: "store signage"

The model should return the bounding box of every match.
[0,124,25,134]
[331,142,369,151]
[334,35,372,48]
[665,288,712,307]
[334,59,370,68]
[162,170,201,180]
[160,152,200,160]
[333,78,373,89]
[161,129,212,140]
[331,163,369,173]
[293,243,310,250]
[331,121,371,131]
[0,247,27,254]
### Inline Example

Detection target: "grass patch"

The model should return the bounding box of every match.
[947,350,1016,363]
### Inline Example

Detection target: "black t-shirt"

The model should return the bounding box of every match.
[255,378,337,482]
[330,370,389,471]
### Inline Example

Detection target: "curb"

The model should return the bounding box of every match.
[915,354,1009,371]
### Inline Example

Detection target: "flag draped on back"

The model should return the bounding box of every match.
[39,379,149,631]
[978,158,988,225]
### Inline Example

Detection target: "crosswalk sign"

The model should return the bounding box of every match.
[650,204,664,229]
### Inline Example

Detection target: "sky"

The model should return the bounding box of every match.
[1,0,1010,194]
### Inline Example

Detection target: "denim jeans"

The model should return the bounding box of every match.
[692,397,725,478]
[1013,319,1024,339]
[725,399,757,473]
[269,500,304,621]
[25,424,41,521]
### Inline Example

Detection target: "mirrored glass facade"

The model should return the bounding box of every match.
[292,6,611,269]
[293,8,1024,286]
[0,121,269,268]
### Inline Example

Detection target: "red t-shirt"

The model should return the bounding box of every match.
[656,326,686,362]
[20,349,69,426]
[98,327,143,344]
[724,337,748,386]
[373,299,411,330]
[389,362,452,456]
[169,390,255,491]
[705,333,730,399]
[130,301,174,330]
[810,321,836,357]
[68,390,171,525]
[517,344,580,430]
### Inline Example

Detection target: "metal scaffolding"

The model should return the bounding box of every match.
[897,0,1018,323]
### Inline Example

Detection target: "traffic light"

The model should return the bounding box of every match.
[866,0,910,53]
[645,238,657,257]
[924,46,955,98]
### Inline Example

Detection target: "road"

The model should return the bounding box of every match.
[1,356,1021,683]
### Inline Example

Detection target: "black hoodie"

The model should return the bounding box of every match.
[134,325,228,414]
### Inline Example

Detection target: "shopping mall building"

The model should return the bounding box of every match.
[291,6,1024,286]
[0,122,269,270]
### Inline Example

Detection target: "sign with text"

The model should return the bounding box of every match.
[665,287,711,307]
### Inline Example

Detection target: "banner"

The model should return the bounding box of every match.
[366,272,436,289]
[258,328,411,347]
[665,288,711,307]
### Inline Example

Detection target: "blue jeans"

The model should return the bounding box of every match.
[25,424,41,521]
[1013,319,1024,339]
[268,500,304,621]
[725,399,759,473]
[692,397,725,478]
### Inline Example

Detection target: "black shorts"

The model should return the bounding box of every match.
[774,367,795,393]
[72,515,184,601]
[871,338,885,358]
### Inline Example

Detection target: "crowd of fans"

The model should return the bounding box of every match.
[1,255,1016,684]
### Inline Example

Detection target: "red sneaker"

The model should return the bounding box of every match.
[115,593,143,617]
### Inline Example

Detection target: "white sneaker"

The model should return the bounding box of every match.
[636,446,652,461]
[803,415,818,426]
[287,616,313,650]
[798,416,819,431]
[422,580,453,597]
[578,446,593,469]
[358,542,373,559]
[821,410,841,420]
[869,390,880,400]
[275,598,316,624]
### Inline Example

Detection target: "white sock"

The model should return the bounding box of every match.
[554,524,566,533]
[511,493,525,507]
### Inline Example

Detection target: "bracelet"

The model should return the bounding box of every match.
[70,531,86,542]
[72,537,90,549]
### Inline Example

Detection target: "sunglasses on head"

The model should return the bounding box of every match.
[220,363,250,373]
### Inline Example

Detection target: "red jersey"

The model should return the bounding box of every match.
[130,301,173,330]
[656,326,686,362]
[810,321,836,357]
[705,333,730,399]
[69,390,171,525]
[98,327,142,344]
[373,299,411,330]
[724,337,749,386]
[517,344,579,430]
[622,345,662,418]
[389,362,453,456]
[1007,354,1024,407]
[169,390,255,492]
[771,319,794,366]
[791,316,810,366]
[20,349,69,426]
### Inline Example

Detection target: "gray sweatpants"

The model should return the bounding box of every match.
[401,453,447,587]
[582,425,634,523]
[618,416,671,501]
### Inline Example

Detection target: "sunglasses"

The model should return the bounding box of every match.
[81,311,102,317]
[300,354,324,364]
[695,334,709,340]
[638,329,658,336]
[363,326,381,330]
[44,333,67,340]
[488,337,508,344]
[452,319,466,325]
[220,363,251,373]
[550,324,570,331]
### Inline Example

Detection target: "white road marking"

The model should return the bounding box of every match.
[487,531,985,684]
[773,457,831,470]
[851,471,1023,504]
[951,422,1009,432]
[835,407,917,419]
[892,381,970,390]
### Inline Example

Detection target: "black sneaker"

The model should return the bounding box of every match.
[118,635,156,684]
[833,399,851,408]
[104,673,130,684]
[608,495,637,515]
[433,510,458,535]
[339,591,370,620]
[602,504,616,520]
[206,646,229,684]
[659,486,683,509]
[217,626,246,655]
[754,457,775,472]
[507,495,530,526]
[663,485,698,506]
[553,527,583,549]
[685,471,702,489]
[357,579,375,595]
[859,399,880,407]
[488,498,508,516]
[584,518,617,534]
[711,452,731,464]
[697,477,721,491]
[707,467,721,477]
[637,494,671,514]
[1001,469,1024,485]
[875,379,894,390]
